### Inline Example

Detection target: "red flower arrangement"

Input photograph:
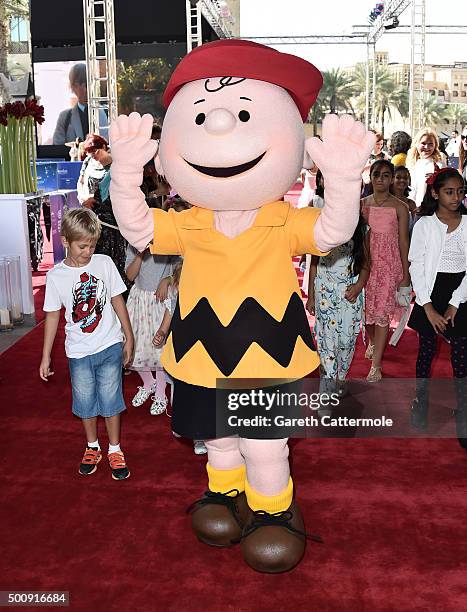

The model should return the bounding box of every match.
[0,98,45,194]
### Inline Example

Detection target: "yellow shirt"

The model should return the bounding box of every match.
[391,153,407,167]
[150,201,326,388]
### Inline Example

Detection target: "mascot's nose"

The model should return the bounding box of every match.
[204,108,237,135]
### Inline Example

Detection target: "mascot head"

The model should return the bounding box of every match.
[156,40,322,211]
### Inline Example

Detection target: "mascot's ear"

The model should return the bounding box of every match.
[302,145,314,170]
[154,150,165,177]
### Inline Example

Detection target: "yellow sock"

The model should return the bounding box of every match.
[245,477,293,513]
[206,463,246,496]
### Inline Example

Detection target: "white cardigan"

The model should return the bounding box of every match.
[409,214,467,308]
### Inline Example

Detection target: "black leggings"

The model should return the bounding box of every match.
[416,334,467,379]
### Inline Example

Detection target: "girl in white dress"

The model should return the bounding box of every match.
[125,246,180,414]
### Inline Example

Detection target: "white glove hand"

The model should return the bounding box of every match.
[305,114,376,181]
[109,112,159,169]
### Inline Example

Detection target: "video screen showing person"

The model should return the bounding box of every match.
[33,61,109,146]
[33,54,183,147]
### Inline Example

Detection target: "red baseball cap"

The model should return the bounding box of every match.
[163,39,323,122]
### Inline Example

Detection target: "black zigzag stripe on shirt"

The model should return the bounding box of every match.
[170,292,315,376]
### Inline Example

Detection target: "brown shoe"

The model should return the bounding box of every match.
[188,489,251,547]
[240,500,322,573]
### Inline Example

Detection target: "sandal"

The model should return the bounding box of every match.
[366,366,382,383]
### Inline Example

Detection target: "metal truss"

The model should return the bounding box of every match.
[83,0,118,137]
[366,0,412,43]
[186,0,203,52]
[408,0,426,133]
[245,26,467,46]
[366,43,377,129]
[199,0,233,39]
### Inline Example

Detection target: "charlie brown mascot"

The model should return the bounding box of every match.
[109,40,375,573]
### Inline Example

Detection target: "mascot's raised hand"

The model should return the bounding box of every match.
[306,114,376,252]
[306,114,375,180]
[109,112,159,250]
[109,112,158,169]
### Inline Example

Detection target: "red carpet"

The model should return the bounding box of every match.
[1,204,467,609]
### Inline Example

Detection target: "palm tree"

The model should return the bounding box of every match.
[448,103,467,131]
[422,96,450,128]
[319,68,356,115]
[306,96,325,136]
[351,63,408,135]
[0,0,29,103]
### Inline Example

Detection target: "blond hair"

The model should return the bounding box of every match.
[406,128,442,168]
[61,208,101,243]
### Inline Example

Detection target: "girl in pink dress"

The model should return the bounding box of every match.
[362,160,410,381]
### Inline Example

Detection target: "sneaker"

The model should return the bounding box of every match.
[193,440,207,455]
[78,447,102,475]
[132,384,155,407]
[108,451,130,480]
[150,394,168,415]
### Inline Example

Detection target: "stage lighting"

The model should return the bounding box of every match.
[384,17,399,30]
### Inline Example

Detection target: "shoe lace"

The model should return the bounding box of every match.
[186,489,241,515]
[240,509,323,543]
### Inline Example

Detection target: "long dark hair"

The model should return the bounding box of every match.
[418,167,466,216]
[315,168,324,198]
[351,214,369,276]
[459,139,467,174]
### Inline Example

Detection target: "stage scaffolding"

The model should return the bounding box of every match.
[247,1,467,134]
[81,0,464,136]
[83,0,117,137]
[82,0,232,133]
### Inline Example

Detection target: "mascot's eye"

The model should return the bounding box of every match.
[238,110,250,122]
[195,113,206,125]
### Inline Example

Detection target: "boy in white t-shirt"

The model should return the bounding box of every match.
[39,208,134,480]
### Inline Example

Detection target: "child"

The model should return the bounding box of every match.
[406,128,444,208]
[306,214,370,397]
[362,160,410,382]
[153,262,207,456]
[408,167,467,450]
[125,245,179,415]
[39,208,133,479]
[391,165,416,218]
[301,169,325,289]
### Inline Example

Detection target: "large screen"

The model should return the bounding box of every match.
[33,53,184,151]
[33,60,86,146]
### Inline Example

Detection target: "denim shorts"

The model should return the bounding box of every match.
[68,342,126,419]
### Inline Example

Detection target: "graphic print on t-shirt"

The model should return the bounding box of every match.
[72,272,106,333]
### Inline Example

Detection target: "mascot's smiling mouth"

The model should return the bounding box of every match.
[184,152,266,178]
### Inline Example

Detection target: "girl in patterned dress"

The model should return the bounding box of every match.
[362,159,411,382]
[306,173,370,396]
[125,246,180,414]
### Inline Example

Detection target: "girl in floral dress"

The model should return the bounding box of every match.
[306,174,370,395]
[125,246,180,414]
[362,159,411,382]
